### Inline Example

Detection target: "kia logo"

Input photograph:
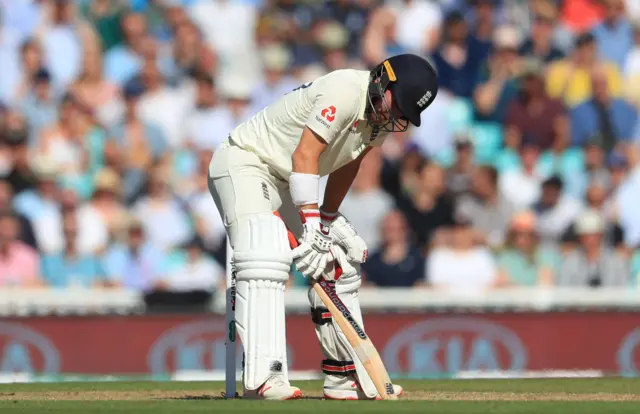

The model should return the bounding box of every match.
[383,318,527,375]
[0,322,60,374]
[148,320,294,375]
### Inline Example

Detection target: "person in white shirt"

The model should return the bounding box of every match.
[208,54,438,400]
[427,219,497,295]
[500,137,548,209]
[164,238,224,293]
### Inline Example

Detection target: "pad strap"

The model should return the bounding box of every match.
[310,307,332,325]
[322,359,357,376]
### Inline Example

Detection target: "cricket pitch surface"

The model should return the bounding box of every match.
[1,378,639,413]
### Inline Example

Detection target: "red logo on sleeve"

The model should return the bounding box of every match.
[321,106,336,122]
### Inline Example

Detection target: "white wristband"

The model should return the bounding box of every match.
[289,172,319,206]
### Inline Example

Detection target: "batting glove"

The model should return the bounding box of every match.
[320,209,369,263]
[292,209,333,280]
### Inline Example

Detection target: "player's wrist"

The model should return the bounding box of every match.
[289,172,319,206]
[319,208,338,225]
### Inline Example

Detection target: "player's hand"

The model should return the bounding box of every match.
[292,209,333,280]
[320,210,369,263]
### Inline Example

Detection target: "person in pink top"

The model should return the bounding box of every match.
[0,212,42,287]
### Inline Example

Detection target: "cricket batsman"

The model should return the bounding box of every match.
[208,53,438,400]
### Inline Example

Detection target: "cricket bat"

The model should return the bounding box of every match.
[310,277,397,400]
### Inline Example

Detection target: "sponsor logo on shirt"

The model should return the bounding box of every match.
[321,106,336,122]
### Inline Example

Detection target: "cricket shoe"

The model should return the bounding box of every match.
[243,375,303,400]
[322,375,404,400]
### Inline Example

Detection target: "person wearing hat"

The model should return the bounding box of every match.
[208,53,437,400]
[496,210,560,287]
[558,209,630,287]
[546,31,624,107]
[250,44,298,114]
[474,24,525,123]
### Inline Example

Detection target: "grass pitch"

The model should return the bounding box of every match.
[1,378,639,413]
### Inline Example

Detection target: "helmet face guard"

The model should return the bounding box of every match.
[366,63,410,133]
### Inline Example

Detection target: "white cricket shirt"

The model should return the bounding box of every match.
[229,69,387,180]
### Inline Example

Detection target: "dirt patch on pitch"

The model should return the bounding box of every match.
[1,390,640,402]
[408,391,640,402]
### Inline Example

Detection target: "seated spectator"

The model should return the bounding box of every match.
[104,12,150,85]
[432,10,485,99]
[384,0,442,55]
[592,0,633,69]
[34,188,108,255]
[410,89,457,159]
[162,238,224,293]
[519,11,565,63]
[473,25,523,123]
[35,95,107,199]
[69,41,123,128]
[250,44,297,114]
[623,20,640,107]
[361,210,425,287]
[457,165,515,248]
[534,176,582,247]
[558,209,630,287]
[78,168,127,242]
[563,182,625,249]
[186,149,226,257]
[38,0,86,89]
[80,0,127,52]
[102,216,168,291]
[499,137,548,209]
[20,68,59,145]
[107,79,167,204]
[1,109,38,194]
[338,148,393,253]
[546,32,623,108]
[3,39,45,106]
[446,134,475,199]
[504,59,568,152]
[0,211,41,287]
[136,61,192,149]
[184,71,228,151]
[12,157,60,222]
[467,0,495,52]
[0,180,37,249]
[380,146,426,203]
[396,161,455,249]
[497,210,559,286]
[571,70,637,151]
[614,145,640,247]
[41,210,107,288]
[427,218,497,294]
[133,166,193,252]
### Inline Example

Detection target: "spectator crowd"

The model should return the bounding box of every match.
[1,0,640,297]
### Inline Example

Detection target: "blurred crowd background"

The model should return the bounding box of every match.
[2,0,640,300]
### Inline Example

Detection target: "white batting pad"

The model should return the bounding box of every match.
[308,285,378,398]
[233,214,291,390]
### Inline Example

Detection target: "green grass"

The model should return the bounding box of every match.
[1,378,639,414]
